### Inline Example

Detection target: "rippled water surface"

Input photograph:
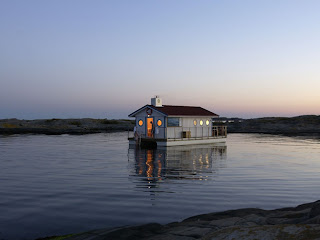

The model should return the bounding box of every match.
[1,133,320,239]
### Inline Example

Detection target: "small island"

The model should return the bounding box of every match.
[223,115,320,136]
[0,118,135,135]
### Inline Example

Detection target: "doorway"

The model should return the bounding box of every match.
[146,117,154,138]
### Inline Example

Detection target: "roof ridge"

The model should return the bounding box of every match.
[161,105,202,108]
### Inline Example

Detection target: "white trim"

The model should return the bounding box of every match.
[158,138,226,146]
[128,105,167,117]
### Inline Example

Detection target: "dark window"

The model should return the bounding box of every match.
[167,117,180,127]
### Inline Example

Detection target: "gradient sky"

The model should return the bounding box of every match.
[1,0,319,119]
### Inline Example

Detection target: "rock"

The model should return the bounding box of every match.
[209,217,246,227]
[0,118,135,135]
[227,115,320,135]
[57,200,320,240]
[67,223,164,240]
[303,216,320,224]
[182,208,268,222]
[148,234,196,240]
[310,202,320,218]
[166,226,213,238]
[242,214,267,225]
[204,224,320,240]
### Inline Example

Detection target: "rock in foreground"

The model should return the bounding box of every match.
[48,200,320,240]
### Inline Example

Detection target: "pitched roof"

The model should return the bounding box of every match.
[154,105,218,116]
[128,105,219,117]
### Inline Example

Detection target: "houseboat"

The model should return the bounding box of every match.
[128,96,227,147]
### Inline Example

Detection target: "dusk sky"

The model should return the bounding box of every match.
[1,0,319,119]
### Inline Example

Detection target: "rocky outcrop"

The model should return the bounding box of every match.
[46,200,320,240]
[227,115,320,135]
[0,118,135,135]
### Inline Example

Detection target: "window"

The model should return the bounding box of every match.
[193,120,197,126]
[200,120,203,126]
[138,120,143,126]
[168,117,180,127]
[157,119,162,126]
[206,120,210,126]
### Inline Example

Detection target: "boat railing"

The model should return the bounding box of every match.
[212,126,227,137]
[167,125,227,140]
[128,125,227,140]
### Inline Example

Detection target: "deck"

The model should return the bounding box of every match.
[128,126,227,147]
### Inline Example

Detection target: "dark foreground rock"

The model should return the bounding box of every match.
[0,118,135,135]
[41,200,320,240]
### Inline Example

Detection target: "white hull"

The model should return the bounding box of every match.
[129,137,226,147]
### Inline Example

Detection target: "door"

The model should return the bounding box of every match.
[146,117,154,138]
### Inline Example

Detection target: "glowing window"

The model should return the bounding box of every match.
[157,119,162,126]
[138,120,143,126]
[193,120,197,126]
[200,120,204,126]
[206,120,210,126]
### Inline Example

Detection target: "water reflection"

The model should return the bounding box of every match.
[128,144,227,189]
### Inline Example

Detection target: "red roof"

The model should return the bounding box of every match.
[129,105,219,117]
[154,105,218,116]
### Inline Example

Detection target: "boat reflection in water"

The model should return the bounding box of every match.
[128,144,227,189]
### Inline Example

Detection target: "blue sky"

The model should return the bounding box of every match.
[1,0,320,119]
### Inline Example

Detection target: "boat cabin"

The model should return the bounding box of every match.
[128,96,227,147]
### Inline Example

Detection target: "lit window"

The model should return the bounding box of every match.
[193,120,197,126]
[157,119,162,126]
[206,120,210,126]
[200,120,203,126]
[138,120,143,126]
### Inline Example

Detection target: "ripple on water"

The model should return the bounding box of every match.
[1,133,320,239]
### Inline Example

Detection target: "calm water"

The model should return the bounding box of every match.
[1,133,320,239]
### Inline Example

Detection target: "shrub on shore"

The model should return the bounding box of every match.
[69,121,82,126]
[100,119,120,124]
[1,123,19,128]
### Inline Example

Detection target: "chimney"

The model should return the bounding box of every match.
[151,95,162,107]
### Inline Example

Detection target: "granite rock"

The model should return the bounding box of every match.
[59,200,320,240]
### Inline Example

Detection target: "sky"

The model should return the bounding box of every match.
[1,0,319,119]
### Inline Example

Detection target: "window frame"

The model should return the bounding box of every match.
[167,117,180,127]
[138,119,144,126]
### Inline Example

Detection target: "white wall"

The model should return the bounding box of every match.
[167,117,213,139]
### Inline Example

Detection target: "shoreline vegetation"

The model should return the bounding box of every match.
[0,118,135,135]
[226,115,320,136]
[38,200,320,240]
[0,115,320,135]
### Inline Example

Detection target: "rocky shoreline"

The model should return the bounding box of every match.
[1,115,320,136]
[39,200,320,240]
[227,115,320,135]
[0,118,135,135]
